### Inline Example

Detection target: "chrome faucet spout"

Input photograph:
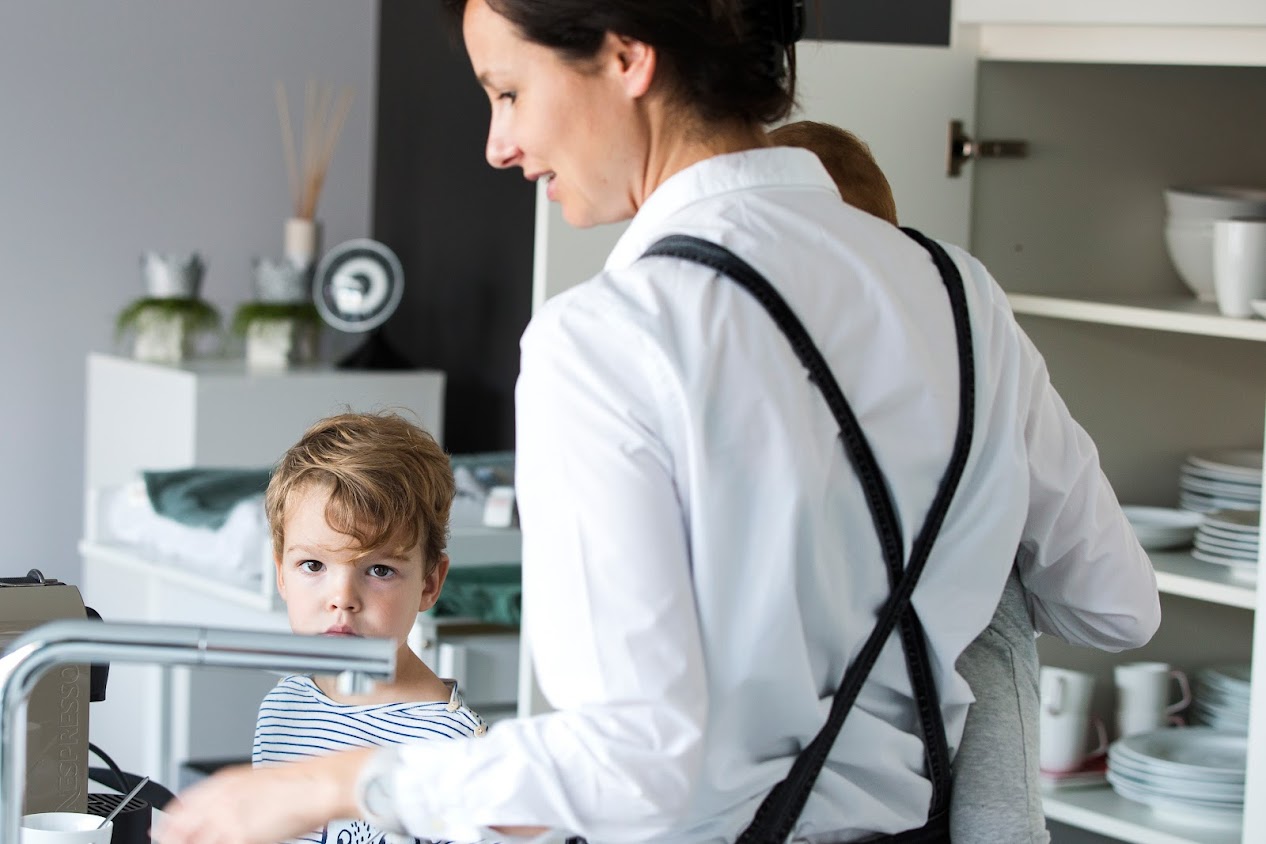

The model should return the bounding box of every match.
[0,620,395,843]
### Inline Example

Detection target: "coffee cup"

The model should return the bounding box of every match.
[1213,218,1266,318]
[1039,666,1108,773]
[21,813,112,844]
[1114,661,1191,738]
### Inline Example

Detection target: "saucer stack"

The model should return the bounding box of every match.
[1192,509,1259,581]
[1194,665,1251,733]
[1107,727,1246,829]
[1180,449,1262,513]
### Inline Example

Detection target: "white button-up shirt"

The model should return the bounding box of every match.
[390,148,1160,843]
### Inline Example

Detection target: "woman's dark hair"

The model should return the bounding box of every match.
[444,0,801,125]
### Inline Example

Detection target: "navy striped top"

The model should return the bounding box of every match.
[253,674,488,844]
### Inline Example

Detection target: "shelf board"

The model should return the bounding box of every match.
[1008,293,1266,341]
[967,24,1266,68]
[1043,785,1242,844]
[1151,550,1257,609]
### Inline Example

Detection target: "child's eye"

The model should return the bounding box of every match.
[367,564,396,579]
[498,91,517,103]
[299,560,323,573]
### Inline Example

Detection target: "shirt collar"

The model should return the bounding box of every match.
[605,146,839,271]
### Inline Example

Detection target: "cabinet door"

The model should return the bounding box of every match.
[955,0,1266,27]
[531,41,978,309]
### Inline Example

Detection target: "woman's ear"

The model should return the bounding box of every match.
[419,553,451,612]
[606,32,656,99]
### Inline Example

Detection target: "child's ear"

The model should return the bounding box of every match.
[274,554,288,600]
[419,553,450,612]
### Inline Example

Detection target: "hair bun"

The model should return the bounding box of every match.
[775,0,805,45]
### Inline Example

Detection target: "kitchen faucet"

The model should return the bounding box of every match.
[0,619,396,844]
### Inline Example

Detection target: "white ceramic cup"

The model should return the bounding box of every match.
[21,813,113,844]
[1039,666,1108,772]
[1213,217,1266,318]
[1114,661,1192,738]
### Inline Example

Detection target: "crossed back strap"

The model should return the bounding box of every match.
[640,229,976,842]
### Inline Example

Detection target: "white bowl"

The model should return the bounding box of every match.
[1164,220,1215,301]
[1166,186,1266,220]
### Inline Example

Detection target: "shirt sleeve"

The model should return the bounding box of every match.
[998,287,1161,651]
[387,291,709,842]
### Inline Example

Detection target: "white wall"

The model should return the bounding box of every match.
[0,1,379,584]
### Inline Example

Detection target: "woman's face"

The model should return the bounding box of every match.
[462,0,650,228]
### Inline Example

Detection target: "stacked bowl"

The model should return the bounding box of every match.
[1165,186,1266,302]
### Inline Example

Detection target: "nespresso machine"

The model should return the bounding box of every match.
[0,570,90,815]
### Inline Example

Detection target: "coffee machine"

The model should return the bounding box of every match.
[0,570,90,815]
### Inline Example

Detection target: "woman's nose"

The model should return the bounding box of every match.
[485,119,520,169]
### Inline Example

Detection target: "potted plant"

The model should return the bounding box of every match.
[117,253,220,364]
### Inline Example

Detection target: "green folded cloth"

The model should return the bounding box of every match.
[434,563,521,626]
[142,468,272,530]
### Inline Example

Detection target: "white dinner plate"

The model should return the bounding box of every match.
[1112,728,1248,778]
[1179,474,1261,499]
[1187,449,1264,481]
[1181,464,1262,489]
[1194,535,1259,559]
[1198,522,1260,544]
[1108,773,1245,827]
[1203,509,1260,532]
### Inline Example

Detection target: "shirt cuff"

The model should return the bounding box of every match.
[355,747,407,834]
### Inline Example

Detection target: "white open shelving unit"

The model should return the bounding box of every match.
[1008,293,1263,844]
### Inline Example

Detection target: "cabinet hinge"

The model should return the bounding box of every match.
[947,119,1029,177]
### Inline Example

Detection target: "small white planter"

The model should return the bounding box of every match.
[132,311,191,365]
[245,318,318,371]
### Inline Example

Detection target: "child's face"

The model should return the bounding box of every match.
[274,484,445,650]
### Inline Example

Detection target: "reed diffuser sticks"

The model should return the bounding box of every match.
[275,80,354,221]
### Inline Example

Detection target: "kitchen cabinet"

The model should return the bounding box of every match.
[527,20,1266,844]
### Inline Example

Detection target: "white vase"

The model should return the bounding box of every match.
[284,217,321,269]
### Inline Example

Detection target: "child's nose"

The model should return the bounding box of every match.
[327,578,360,612]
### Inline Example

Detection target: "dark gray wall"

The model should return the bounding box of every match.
[812,0,951,46]
[372,0,952,453]
[373,0,535,453]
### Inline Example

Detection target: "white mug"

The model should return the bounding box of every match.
[1040,666,1107,772]
[1041,666,1095,717]
[21,813,113,844]
[1114,661,1191,738]
[1213,217,1266,318]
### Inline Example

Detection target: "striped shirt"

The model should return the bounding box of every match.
[253,675,488,844]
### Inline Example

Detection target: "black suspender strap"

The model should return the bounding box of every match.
[640,229,976,842]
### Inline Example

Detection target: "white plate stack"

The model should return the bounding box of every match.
[1192,509,1259,581]
[1180,449,1262,513]
[1107,728,1247,829]
[1194,665,1251,734]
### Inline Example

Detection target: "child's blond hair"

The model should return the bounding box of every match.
[769,120,899,226]
[265,411,455,573]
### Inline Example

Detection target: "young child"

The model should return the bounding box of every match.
[771,119,1049,843]
[253,411,487,844]
[768,119,899,226]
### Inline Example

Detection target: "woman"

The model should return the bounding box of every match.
[153,1,1160,842]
